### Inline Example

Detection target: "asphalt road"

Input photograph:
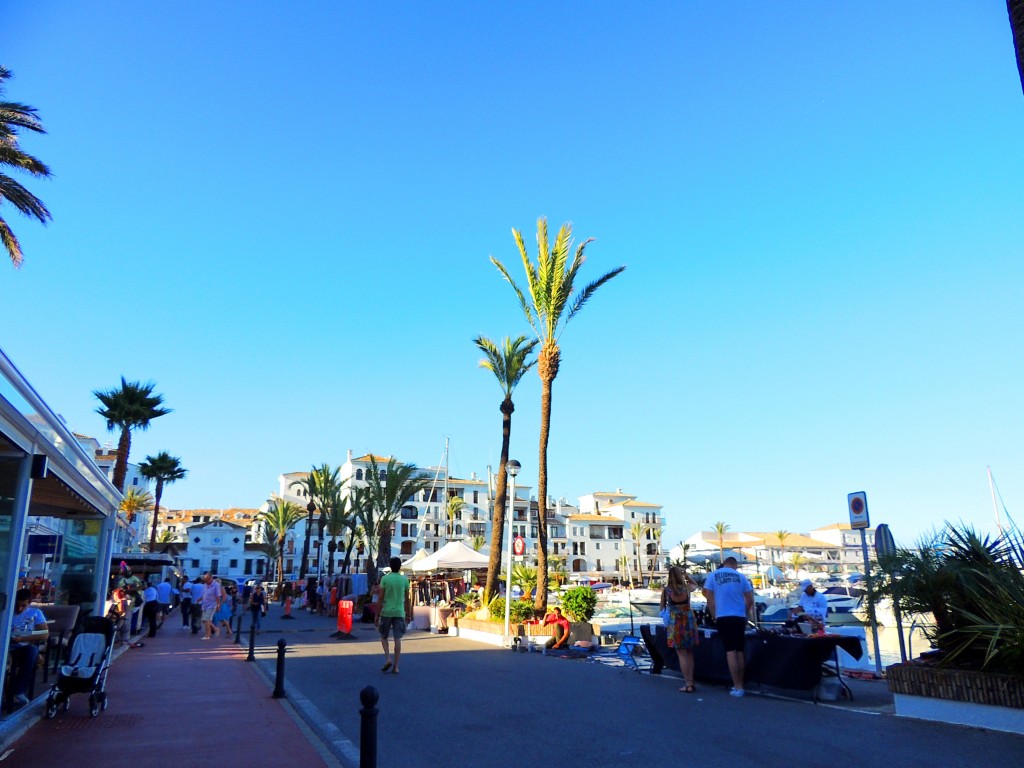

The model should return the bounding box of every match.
[249,610,1022,768]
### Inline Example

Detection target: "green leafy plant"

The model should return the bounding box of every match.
[559,586,598,622]
[486,596,536,624]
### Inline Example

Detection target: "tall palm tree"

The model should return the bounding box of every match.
[290,464,344,579]
[93,378,171,492]
[1009,0,1024,95]
[491,217,625,611]
[139,451,187,551]
[0,66,52,269]
[629,521,649,587]
[474,334,538,604]
[344,488,372,574]
[651,526,664,571]
[712,521,731,561]
[362,456,430,587]
[446,496,467,541]
[323,488,352,578]
[256,499,306,589]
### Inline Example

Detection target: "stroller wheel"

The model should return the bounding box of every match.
[45,697,57,719]
[61,697,70,712]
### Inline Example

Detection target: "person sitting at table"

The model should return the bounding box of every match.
[543,607,571,649]
[788,579,828,631]
[9,588,48,708]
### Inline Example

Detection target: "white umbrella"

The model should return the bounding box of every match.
[406,541,489,572]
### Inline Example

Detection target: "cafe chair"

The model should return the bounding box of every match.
[40,605,81,683]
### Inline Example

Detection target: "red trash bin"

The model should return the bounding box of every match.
[337,600,353,634]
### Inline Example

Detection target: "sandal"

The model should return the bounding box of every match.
[678,684,696,693]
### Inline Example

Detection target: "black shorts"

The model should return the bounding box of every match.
[715,616,747,652]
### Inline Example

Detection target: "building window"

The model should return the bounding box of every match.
[230,559,238,569]
[211,559,219,573]
[355,469,363,481]
[473,490,478,503]
[132,477,138,485]
[244,559,253,575]
[379,470,387,481]
[191,559,199,568]
[256,560,264,574]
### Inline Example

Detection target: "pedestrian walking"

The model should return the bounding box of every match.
[250,583,267,633]
[179,575,193,630]
[190,576,206,633]
[376,557,411,674]
[200,572,223,640]
[142,578,160,638]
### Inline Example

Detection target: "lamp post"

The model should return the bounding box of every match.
[316,508,327,578]
[503,459,521,641]
[300,498,315,580]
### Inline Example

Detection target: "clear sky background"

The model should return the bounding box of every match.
[2,3,1021,548]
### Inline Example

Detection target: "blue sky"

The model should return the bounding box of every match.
[2,3,1022,548]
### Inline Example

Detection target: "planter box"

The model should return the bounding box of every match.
[888,663,1024,735]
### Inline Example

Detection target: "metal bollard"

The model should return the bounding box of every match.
[359,686,379,768]
[246,619,256,662]
[235,613,243,645]
[272,638,287,698]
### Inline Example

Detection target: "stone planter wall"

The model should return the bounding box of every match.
[887,663,1024,735]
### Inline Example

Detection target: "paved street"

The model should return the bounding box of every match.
[250,607,1023,768]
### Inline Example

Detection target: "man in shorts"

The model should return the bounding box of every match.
[375,557,411,674]
[200,572,222,640]
[702,556,754,697]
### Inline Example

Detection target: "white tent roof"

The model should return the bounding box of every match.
[405,540,489,572]
[402,549,429,566]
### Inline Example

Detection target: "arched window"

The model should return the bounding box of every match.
[355,469,363,481]
[379,470,387,481]
[400,541,414,555]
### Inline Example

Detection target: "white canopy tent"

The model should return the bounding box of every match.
[405,540,489,572]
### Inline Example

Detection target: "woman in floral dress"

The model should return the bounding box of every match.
[661,565,699,692]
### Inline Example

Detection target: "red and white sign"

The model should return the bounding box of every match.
[512,535,526,556]
[848,491,870,530]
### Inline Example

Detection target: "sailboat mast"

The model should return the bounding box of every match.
[444,437,450,540]
[988,466,1005,536]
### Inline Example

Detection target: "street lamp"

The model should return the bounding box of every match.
[503,459,521,641]
[316,508,327,577]
[300,498,315,580]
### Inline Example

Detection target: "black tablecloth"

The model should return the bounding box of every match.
[640,625,863,690]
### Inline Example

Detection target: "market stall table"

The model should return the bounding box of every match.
[640,624,863,691]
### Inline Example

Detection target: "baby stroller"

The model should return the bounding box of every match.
[45,615,115,718]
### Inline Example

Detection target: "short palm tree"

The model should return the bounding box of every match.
[139,451,187,551]
[93,378,171,492]
[0,66,52,269]
[446,496,467,541]
[119,488,153,525]
[712,521,731,561]
[257,499,306,588]
[775,530,790,570]
[491,217,624,611]
[323,488,352,578]
[470,534,487,552]
[474,334,538,603]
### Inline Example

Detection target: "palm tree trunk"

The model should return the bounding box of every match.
[277,538,286,595]
[484,398,513,603]
[113,427,131,492]
[1010,0,1024,96]
[149,478,164,551]
[534,368,553,612]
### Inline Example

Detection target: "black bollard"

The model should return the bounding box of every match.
[272,638,287,698]
[359,686,379,768]
[235,613,243,645]
[246,620,256,662]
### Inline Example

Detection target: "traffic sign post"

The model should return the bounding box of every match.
[849,491,882,675]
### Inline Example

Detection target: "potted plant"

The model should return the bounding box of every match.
[882,522,1024,730]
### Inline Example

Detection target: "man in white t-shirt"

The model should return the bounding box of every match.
[789,579,828,630]
[702,556,754,697]
[10,589,48,707]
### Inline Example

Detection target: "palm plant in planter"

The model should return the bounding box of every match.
[884,521,1024,714]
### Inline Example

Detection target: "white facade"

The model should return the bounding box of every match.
[568,492,666,581]
[174,519,266,584]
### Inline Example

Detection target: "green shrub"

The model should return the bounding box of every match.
[560,586,598,622]
[486,597,536,624]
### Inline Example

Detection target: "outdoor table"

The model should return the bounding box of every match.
[640,624,863,691]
